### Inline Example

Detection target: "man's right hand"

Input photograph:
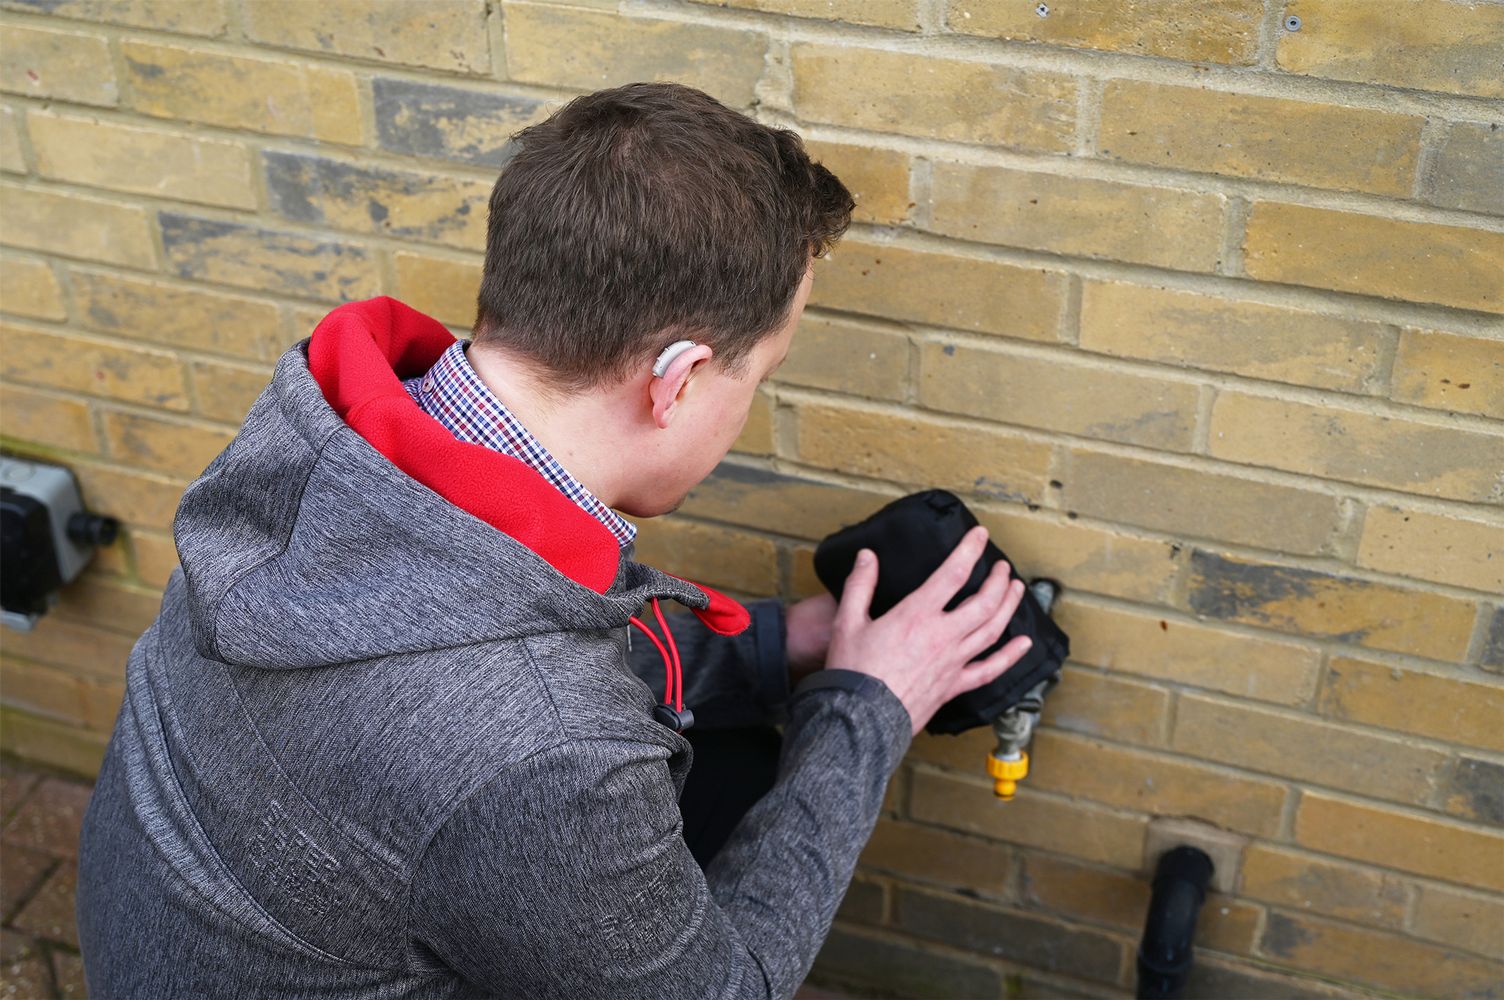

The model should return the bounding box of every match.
[825,525,1033,735]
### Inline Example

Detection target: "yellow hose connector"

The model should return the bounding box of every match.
[987,751,1030,800]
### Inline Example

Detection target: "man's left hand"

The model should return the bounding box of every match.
[785,593,837,686]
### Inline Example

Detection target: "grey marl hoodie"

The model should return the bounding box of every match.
[76,297,914,999]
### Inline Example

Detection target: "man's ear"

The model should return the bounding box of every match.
[648,343,714,429]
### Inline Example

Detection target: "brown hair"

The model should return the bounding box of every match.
[472,82,854,391]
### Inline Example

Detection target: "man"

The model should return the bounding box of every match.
[77,82,1031,998]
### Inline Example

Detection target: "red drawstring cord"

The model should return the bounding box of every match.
[628,598,683,712]
[652,598,683,709]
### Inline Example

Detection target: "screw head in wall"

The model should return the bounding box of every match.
[1285,14,1302,30]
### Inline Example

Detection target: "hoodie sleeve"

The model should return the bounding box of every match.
[627,598,790,729]
[406,669,912,999]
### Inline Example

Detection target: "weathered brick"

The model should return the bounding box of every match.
[734,388,773,456]
[894,887,1125,983]
[129,528,179,588]
[1486,606,1504,672]
[1186,549,1478,660]
[679,461,891,541]
[931,163,1225,272]
[53,573,161,636]
[0,254,64,320]
[505,3,766,109]
[1262,910,1504,998]
[1039,668,1170,747]
[1029,730,1288,836]
[393,251,481,328]
[1358,504,1503,593]
[945,0,1262,65]
[693,0,921,31]
[264,151,489,251]
[0,23,115,106]
[1240,845,1408,930]
[1321,655,1504,754]
[1243,202,1504,313]
[1277,0,1504,100]
[804,139,911,227]
[781,312,908,401]
[190,359,271,425]
[0,707,107,778]
[1061,449,1344,555]
[243,0,489,74]
[101,410,233,479]
[71,269,284,361]
[72,460,185,532]
[630,517,777,596]
[1296,791,1504,892]
[0,183,154,268]
[1443,756,1504,826]
[1428,121,1504,216]
[810,925,1005,998]
[0,658,91,727]
[1184,958,1371,1000]
[1079,280,1389,394]
[0,618,134,683]
[1391,328,1504,419]
[1057,601,1321,706]
[919,340,1199,450]
[160,214,381,303]
[972,508,1180,605]
[1209,390,1504,503]
[28,111,255,210]
[1412,883,1504,959]
[811,238,1066,342]
[372,78,546,168]
[792,45,1075,152]
[1,0,228,35]
[794,400,1053,502]
[0,385,96,454]
[122,40,360,144]
[858,819,1012,896]
[1,105,23,173]
[1099,81,1422,197]
[2,321,188,410]
[1172,692,1447,805]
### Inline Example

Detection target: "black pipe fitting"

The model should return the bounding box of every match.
[1136,845,1214,1000]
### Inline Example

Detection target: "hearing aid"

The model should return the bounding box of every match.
[652,340,698,378]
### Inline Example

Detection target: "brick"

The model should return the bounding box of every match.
[0,954,49,998]
[1028,730,1288,837]
[2,322,188,410]
[858,819,1012,895]
[71,268,286,361]
[894,887,1124,983]
[1277,0,1504,100]
[0,842,50,917]
[803,139,911,227]
[679,461,891,541]
[1240,844,1408,929]
[910,767,1148,869]
[190,358,271,425]
[160,214,381,303]
[931,163,1225,272]
[810,925,1004,998]
[1243,202,1504,313]
[0,254,64,320]
[1443,756,1504,826]
[1321,655,1504,754]
[1358,504,1504,593]
[1486,606,1504,672]
[1390,328,1504,419]
[1428,121,1504,216]
[0,385,96,454]
[264,151,489,251]
[505,3,766,109]
[1079,280,1389,394]
[0,759,39,817]
[781,312,908,400]
[1187,955,1404,1000]
[122,40,360,144]
[0,707,107,778]
[1296,791,1504,892]
[0,658,90,726]
[243,0,489,73]
[0,183,154,268]
[0,104,23,173]
[630,517,777,596]
[1208,390,1504,503]
[1061,449,1344,555]
[1186,549,1477,660]
[693,0,921,31]
[0,617,135,683]
[792,44,1075,152]
[28,111,255,210]
[945,0,1262,65]
[102,410,233,478]
[1262,910,1504,997]
[834,875,885,926]
[1039,669,1170,747]
[972,509,1180,605]
[0,23,115,106]
[53,950,86,1000]
[372,78,546,168]
[1,0,228,35]
[793,400,1053,502]
[1412,883,1504,959]
[734,388,773,456]
[54,574,161,636]
[393,251,481,327]
[1172,693,1447,805]
[11,862,77,948]
[811,238,1067,342]
[920,341,1199,450]
[1099,81,1422,197]
[130,528,179,588]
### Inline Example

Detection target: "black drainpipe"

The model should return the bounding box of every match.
[1136,846,1214,1000]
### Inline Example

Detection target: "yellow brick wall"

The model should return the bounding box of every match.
[1,0,1501,995]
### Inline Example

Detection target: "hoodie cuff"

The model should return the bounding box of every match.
[750,598,791,719]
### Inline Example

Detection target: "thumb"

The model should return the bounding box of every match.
[837,549,879,627]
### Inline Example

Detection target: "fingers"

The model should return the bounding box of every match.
[907,525,989,612]
[957,576,1025,661]
[950,634,1034,700]
[947,561,1012,635]
[836,548,880,628]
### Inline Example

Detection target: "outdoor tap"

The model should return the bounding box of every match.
[986,579,1059,800]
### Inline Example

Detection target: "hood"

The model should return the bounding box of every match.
[170,296,748,670]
